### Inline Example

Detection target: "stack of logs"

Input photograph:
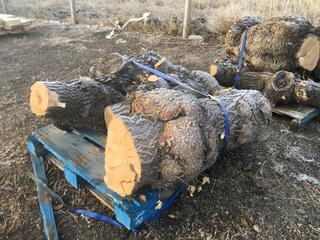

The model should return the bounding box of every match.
[210,16,320,108]
[30,51,272,197]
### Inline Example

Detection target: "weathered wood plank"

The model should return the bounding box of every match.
[34,125,105,184]
[272,103,320,129]
[30,124,186,231]
[27,138,59,240]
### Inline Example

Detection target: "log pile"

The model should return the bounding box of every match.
[30,51,272,196]
[210,16,320,108]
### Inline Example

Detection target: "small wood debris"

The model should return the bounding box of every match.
[253,224,262,233]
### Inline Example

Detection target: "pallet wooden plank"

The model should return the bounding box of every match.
[34,125,105,184]
[273,104,318,119]
[0,14,33,33]
[3,18,21,29]
[272,103,320,129]
[45,153,115,209]
[27,138,59,240]
[73,129,106,148]
[30,124,185,230]
[21,18,32,27]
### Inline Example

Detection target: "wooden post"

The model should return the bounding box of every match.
[182,0,192,39]
[1,0,7,14]
[69,0,77,24]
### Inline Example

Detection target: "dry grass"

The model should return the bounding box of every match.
[6,0,320,33]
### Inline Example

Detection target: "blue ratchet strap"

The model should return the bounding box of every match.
[70,185,187,232]
[70,208,123,228]
[132,60,208,97]
[209,96,229,144]
[234,30,248,89]
[132,60,230,144]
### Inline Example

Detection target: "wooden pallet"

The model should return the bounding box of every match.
[272,103,320,130]
[0,14,33,35]
[27,124,186,239]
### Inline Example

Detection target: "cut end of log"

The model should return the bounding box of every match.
[30,81,65,116]
[104,106,141,197]
[295,81,309,101]
[209,64,219,76]
[272,71,294,91]
[297,35,320,71]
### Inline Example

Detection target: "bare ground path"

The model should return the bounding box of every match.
[0,22,319,240]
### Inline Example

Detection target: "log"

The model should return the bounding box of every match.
[30,79,124,132]
[312,61,320,81]
[226,16,320,72]
[30,51,220,132]
[225,16,260,61]
[107,51,221,96]
[210,58,297,106]
[104,88,272,196]
[210,58,320,108]
[294,80,320,107]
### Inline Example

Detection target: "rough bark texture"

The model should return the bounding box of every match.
[225,16,260,60]
[226,16,320,72]
[31,51,221,132]
[104,88,272,196]
[294,80,320,106]
[211,56,320,108]
[210,58,298,106]
[106,51,221,97]
[30,79,124,132]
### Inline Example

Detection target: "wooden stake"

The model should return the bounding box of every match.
[1,0,7,14]
[69,0,77,24]
[182,0,191,39]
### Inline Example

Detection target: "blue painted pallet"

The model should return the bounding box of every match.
[27,124,186,239]
[272,103,320,130]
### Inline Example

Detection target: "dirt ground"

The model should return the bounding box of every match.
[1,22,320,240]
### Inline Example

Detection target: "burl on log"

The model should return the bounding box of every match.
[104,88,271,196]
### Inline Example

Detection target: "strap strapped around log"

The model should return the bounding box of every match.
[234,30,248,89]
[131,60,230,144]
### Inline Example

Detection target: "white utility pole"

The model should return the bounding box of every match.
[182,0,192,39]
[69,0,77,24]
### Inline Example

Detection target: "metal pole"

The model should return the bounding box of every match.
[182,0,191,39]
[69,0,77,24]
[1,0,7,14]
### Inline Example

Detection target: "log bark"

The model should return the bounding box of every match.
[226,16,320,72]
[210,58,297,106]
[294,80,320,106]
[29,51,221,133]
[104,88,272,196]
[225,16,260,61]
[107,51,221,96]
[30,79,124,132]
[312,61,320,81]
[210,58,320,108]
